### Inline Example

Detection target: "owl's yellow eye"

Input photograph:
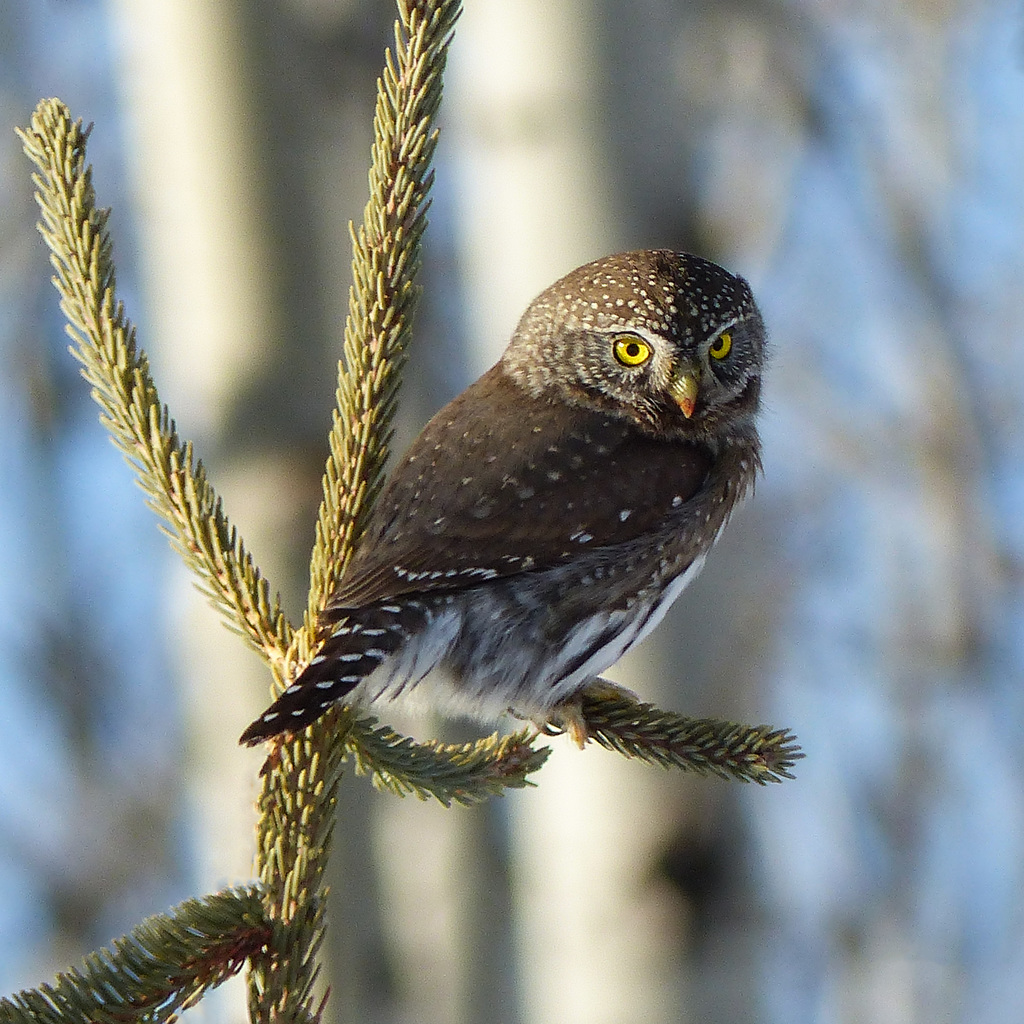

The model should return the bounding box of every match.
[709,331,732,360]
[613,336,652,367]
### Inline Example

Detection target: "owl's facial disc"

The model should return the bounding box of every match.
[668,362,700,419]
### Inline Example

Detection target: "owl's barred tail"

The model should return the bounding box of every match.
[238,604,414,746]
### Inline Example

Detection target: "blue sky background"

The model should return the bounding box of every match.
[3,1,1024,1022]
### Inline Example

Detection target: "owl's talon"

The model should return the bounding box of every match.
[526,717,564,740]
[565,714,590,750]
[546,681,639,749]
[547,700,591,749]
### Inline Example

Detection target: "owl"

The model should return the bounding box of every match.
[240,250,765,747]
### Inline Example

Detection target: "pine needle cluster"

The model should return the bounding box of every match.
[8,0,801,1018]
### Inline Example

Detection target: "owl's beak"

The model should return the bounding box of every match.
[669,365,700,419]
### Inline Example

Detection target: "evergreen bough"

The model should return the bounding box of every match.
[7,1,802,1019]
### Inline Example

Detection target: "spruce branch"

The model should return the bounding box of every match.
[0,887,268,1024]
[17,100,292,669]
[304,0,462,635]
[347,718,550,807]
[250,723,347,1024]
[579,690,804,784]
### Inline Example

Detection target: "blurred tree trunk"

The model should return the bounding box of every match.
[108,2,287,1017]
[446,4,694,1023]
[106,2,381,1018]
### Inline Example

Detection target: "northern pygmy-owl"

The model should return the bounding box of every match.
[240,250,765,747]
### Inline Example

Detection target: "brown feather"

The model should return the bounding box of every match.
[326,366,713,611]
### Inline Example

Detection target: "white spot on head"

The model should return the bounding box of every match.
[672,496,684,508]
[619,509,632,521]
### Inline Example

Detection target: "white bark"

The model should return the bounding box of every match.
[446,5,689,1022]
[107,3,286,1017]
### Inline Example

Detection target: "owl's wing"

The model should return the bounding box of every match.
[326,366,712,611]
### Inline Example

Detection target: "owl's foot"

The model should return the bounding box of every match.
[547,679,639,749]
[546,701,590,749]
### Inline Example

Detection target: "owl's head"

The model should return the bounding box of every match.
[501,250,766,443]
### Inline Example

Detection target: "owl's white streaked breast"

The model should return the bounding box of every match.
[347,549,713,726]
